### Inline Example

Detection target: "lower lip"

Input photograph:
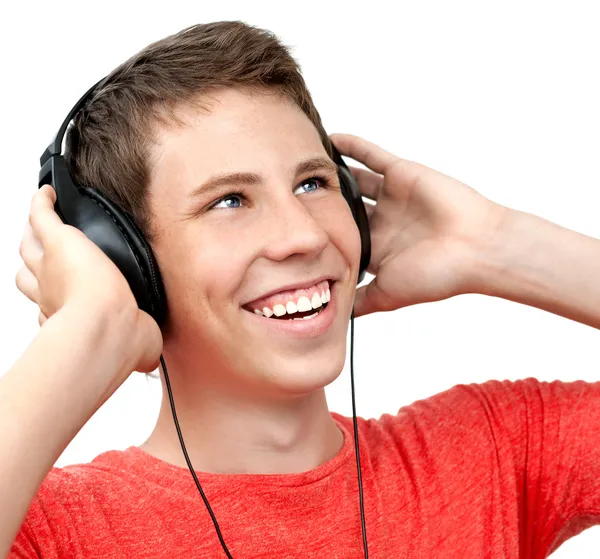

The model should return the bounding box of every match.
[242,281,337,338]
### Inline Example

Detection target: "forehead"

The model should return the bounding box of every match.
[153,88,324,169]
[147,88,329,214]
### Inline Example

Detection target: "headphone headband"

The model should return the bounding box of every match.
[40,78,106,166]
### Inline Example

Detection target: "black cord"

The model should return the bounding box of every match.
[160,307,369,558]
[350,307,369,557]
[161,355,234,558]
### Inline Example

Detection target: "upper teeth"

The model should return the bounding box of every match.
[253,288,331,318]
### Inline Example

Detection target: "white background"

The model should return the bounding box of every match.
[1,1,599,556]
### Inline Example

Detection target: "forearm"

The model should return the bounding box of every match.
[472,207,600,329]
[0,305,136,557]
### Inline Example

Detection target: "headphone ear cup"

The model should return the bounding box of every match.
[337,166,371,284]
[330,145,371,284]
[41,154,166,325]
[75,187,167,326]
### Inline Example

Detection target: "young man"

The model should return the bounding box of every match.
[3,20,600,558]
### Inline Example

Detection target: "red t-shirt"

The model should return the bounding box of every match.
[10,378,600,558]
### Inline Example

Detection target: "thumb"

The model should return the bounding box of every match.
[29,185,63,247]
[353,279,389,319]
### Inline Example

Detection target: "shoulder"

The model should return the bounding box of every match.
[28,447,148,515]
[338,377,600,464]
[11,448,138,556]
[333,378,538,439]
[331,378,584,466]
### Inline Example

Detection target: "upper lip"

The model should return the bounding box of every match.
[242,276,335,307]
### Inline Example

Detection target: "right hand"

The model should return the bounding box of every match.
[15,184,163,374]
[331,133,508,317]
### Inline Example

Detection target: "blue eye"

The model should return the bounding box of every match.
[213,191,245,209]
[209,175,330,211]
[295,178,322,195]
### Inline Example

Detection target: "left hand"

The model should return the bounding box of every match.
[330,133,510,318]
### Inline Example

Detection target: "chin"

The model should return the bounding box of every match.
[261,346,347,397]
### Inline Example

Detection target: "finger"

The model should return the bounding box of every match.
[39,183,57,204]
[347,165,383,202]
[353,279,392,319]
[15,265,40,304]
[19,222,44,275]
[330,133,400,176]
[29,185,62,247]
[38,311,48,327]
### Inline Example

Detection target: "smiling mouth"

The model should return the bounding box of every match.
[262,303,328,320]
[242,280,333,320]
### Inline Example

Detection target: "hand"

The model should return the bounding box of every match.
[15,185,163,373]
[330,133,510,318]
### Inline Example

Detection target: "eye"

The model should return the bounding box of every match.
[210,190,246,210]
[208,175,332,211]
[293,176,329,195]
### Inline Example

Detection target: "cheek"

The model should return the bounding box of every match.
[155,231,229,309]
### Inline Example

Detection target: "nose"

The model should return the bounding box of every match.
[260,191,329,266]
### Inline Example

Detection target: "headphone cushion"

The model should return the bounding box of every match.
[75,187,167,325]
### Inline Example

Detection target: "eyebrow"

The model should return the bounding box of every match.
[188,156,339,199]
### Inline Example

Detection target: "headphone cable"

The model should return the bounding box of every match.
[350,307,369,557]
[161,354,234,558]
[160,306,368,558]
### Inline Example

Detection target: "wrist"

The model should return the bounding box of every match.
[58,298,140,375]
[463,205,527,298]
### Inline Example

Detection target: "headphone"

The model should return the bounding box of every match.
[39,78,372,327]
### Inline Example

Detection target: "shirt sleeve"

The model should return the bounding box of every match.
[459,377,600,557]
[8,468,74,559]
[10,531,39,558]
[9,500,47,558]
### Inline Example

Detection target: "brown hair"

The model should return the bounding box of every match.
[65,20,333,242]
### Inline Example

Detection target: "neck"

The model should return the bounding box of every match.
[140,370,343,475]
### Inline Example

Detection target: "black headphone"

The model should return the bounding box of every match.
[39,78,371,328]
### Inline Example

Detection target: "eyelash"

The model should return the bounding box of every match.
[208,174,332,211]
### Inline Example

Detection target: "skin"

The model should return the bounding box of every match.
[138,88,361,474]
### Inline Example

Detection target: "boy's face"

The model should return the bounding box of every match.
[148,88,361,397]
